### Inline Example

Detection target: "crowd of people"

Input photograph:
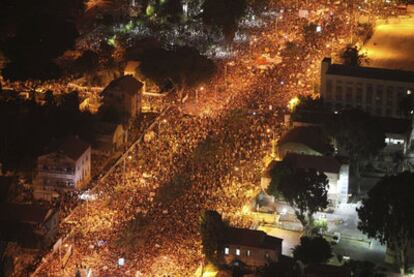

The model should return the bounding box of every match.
[33,0,394,276]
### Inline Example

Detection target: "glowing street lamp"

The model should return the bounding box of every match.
[118,257,125,267]
[287,96,300,111]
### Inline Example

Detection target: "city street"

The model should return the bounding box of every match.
[31,1,392,276]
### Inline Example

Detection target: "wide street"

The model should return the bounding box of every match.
[33,1,390,276]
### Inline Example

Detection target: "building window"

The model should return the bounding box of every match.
[326,79,333,93]
[224,247,229,255]
[246,250,251,257]
[236,249,241,256]
[366,84,373,104]
[386,109,392,116]
[376,85,384,104]
[345,90,353,103]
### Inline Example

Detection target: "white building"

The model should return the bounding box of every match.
[34,137,91,199]
[262,153,349,207]
[320,57,414,118]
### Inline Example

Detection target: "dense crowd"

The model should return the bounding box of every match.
[34,0,393,276]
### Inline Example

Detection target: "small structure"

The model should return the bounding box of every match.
[94,122,127,154]
[222,227,282,268]
[262,153,349,207]
[278,126,333,159]
[34,136,91,199]
[101,75,143,123]
[0,203,59,249]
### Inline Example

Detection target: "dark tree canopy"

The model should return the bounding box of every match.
[139,46,216,94]
[357,172,414,274]
[202,0,247,43]
[0,93,96,171]
[259,258,297,277]
[293,236,332,265]
[303,23,322,46]
[200,210,227,265]
[326,109,385,176]
[1,13,78,81]
[344,260,379,277]
[398,93,414,118]
[340,44,368,67]
[158,0,183,22]
[267,161,329,228]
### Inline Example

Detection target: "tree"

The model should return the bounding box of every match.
[293,236,332,265]
[340,44,368,66]
[1,13,78,81]
[344,260,382,277]
[247,0,270,14]
[200,210,227,266]
[280,41,305,65]
[259,258,297,277]
[139,46,216,99]
[202,0,247,44]
[267,161,329,231]
[326,109,385,178]
[158,0,183,22]
[398,92,414,118]
[303,23,321,46]
[357,172,414,274]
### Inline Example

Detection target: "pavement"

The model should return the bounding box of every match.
[256,203,387,266]
[361,15,414,71]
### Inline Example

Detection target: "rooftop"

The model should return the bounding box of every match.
[284,152,343,174]
[94,121,122,135]
[224,227,282,250]
[279,126,333,155]
[102,75,143,96]
[56,136,90,160]
[324,58,414,83]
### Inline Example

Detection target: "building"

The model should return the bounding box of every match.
[34,137,91,198]
[277,126,333,159]
[94,122,127,154]
[320,57,414,118]
[101,75,143,122]
[0,177,15,203]
[222,227,283,268]
[0,203,59,249]
[262,153,349,206]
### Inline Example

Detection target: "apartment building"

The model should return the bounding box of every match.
[320,57,414,118]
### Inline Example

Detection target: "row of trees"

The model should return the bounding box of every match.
[357,171,414,274]
[137,46,216,98]
[0,92,96,172]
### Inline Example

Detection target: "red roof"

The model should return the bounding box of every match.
[102,75,143,97]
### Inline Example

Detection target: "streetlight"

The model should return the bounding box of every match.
[196,86,204,103]
[123,155,132,186]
